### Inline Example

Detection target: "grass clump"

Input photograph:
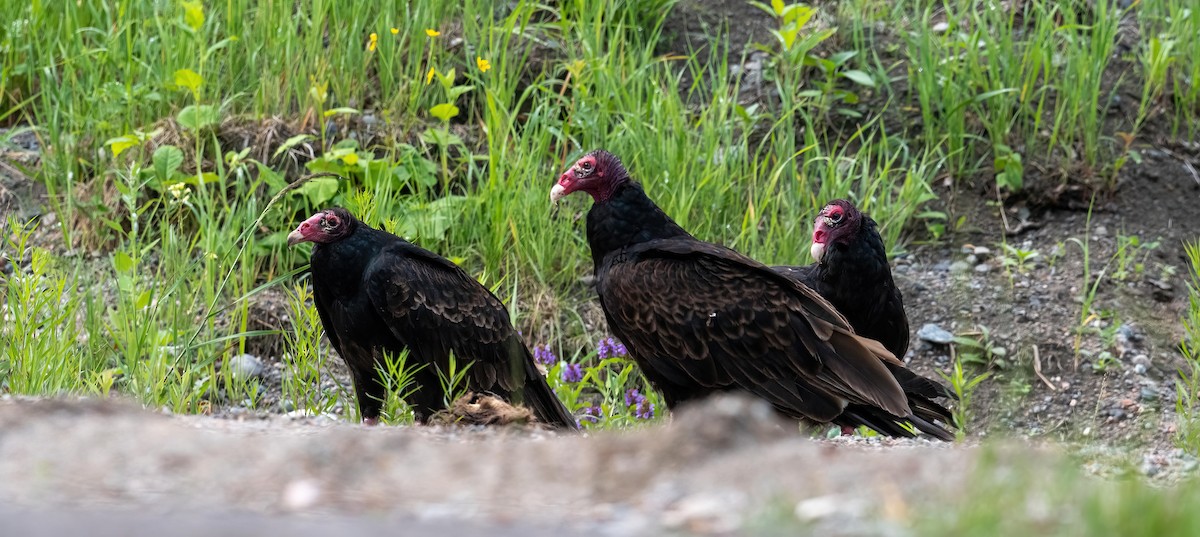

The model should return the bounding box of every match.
[1174,241,1200,454]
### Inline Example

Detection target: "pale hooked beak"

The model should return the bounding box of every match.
[549,183,567,207]
[286,229,306,247]
[810,241,826,263]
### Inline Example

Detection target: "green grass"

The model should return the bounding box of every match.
[914,449,1200,536]
[1175,241,1200,454]
[0,0,1196,431]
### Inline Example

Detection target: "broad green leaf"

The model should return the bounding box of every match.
[829,50,858,66]
[135,289,153,310]
[771,0,785,15]
[420,127,463,147]
[841,69,876,87]
[152,145,184,180]
[114,251,134,273]
[255,162,288,193]
[446,85,475,101]
[429,103,460,122]
[174,68,203,94]
[273,134,315,158]
[105,134,140,158]
[176,104,219,130]
[182,1,204,31]
[297,177,341,206]
[332,138,359,151]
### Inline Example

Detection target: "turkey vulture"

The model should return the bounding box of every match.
[550,150,954,440]
[773,201,909,358]
[287,208,577,429]
[774,200,955,428]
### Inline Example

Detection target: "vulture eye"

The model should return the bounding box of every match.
[828,209,844,224]
[578,160,594,175]
[322,215,340,231]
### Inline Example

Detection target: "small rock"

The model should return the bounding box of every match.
[931,21,949,33]
[974,263,992,274]
[965,254,978,265]
[1094,225,1108,237]
[949,261,972,274]
[1141,457,1162,477]
[1134,364,1147,375]
[1106,94,1122,111]
[225,353,265,380]
[1140,387,1158,402]
[933,260,951,272]
[282,479,321,510]
[662,492,746,534]
[794,495,862,521]
[1119,325,1143,342]
[973,246,992,259]
[917,324,955,345]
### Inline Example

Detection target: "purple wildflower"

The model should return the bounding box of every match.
[624,388,644,407]
[561,363,583,383]
[635,399,655,420]
[598,337,628,359]
[580,404,603,423]
[533,344,558,365]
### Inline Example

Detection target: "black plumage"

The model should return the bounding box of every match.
[774,200,955,436]
[773,200,909,359]
[287,208,576,429]
[550,150,954,440]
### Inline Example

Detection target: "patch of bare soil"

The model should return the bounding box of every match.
[899,143,1199,449]
[0,396,1037,535]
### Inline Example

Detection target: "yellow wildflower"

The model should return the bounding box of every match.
[368,32,378,51]
[426,66,436,85]
[425,28,440,38]
[476,56,491,73]
[390,27,399,35]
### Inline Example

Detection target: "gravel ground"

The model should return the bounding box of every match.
[0,396,1028,536]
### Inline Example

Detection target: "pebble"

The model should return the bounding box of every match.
[282,479,321,510]
[949,261,971,274]
[933,260,951,272]
[973,246,992,259]
[917,324,955,345]
[1140,387,1158,402]
[974,263,991,274]
[226,354,265,380]
[794,495,862,521]
[661,491,746,534]
[1141,458,1161,477]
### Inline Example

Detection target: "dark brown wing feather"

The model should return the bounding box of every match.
[598,238,911,422]
[364,244,576,429]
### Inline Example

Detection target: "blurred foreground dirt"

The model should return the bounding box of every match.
[0,396,1049,535]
